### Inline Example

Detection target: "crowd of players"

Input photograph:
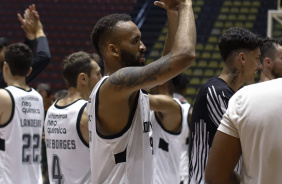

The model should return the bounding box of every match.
[0,0,282,184]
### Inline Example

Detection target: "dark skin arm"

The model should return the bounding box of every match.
[149,94,182,133]
[205,131,241,184]
[97,0,196,136]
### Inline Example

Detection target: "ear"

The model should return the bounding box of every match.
[238,52,246,65]
[77,73,88,86]
[263,57,271,67]
[108,44,120,57]
[3,61,10,73]
[26,67,33,77]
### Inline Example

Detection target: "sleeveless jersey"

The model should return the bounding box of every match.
[152,98,189,184]
[87,76,153,184]
[179,102,191,184]
[0,86,44,184]
[45,99,90,184]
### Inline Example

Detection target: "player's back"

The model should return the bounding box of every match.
[45,99,91,184]
[0,86,44,184]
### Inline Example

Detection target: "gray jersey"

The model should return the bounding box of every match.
[45,99,90,184]
[87,76,153,184]
[0,86,44,184]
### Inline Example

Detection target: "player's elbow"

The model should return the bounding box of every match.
[176,47,196,65]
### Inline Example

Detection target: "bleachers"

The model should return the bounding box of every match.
[146,0,277,104]
[0,0,137,92]
[0,0,278,104]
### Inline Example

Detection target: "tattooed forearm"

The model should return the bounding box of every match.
[229,67,240,85]
[109,57,171,88]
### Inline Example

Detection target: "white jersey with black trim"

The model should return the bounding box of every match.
[0,86,44,184]
[87,76,153,184]
[45,99,90,184]
[179,102,191,184]
[152,98,190,184]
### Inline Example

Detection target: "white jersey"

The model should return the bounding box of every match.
[87,76,153,184]
[179,102,191,184]
[152,98,190,184]
[45,99,90,184]
[218,78,282,184]
[0,86,44,184]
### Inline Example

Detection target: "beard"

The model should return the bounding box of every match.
[120,48,145,67]
[271,67,282,78]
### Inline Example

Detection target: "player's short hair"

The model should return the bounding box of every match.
[0,37,9,50]
[5,43,32,76]
[91,13,131,58]
[218,27,262,62]
[260,38,282,63]
[63,51,96,88]
[172,73,190,93]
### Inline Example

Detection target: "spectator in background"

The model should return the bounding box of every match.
[259,38,282,82]
[189,27,263,184]
[53,89,68,100]
[0,4,51,88]
[36,83,53,184]
[37,83,53,115]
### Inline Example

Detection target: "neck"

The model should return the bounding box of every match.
[219,66,243,92]
[67,87,89,100]
[6,76,29,90]
[103,58,122,76]
[259,70,272,82]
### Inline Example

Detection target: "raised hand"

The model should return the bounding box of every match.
[17,4,44,40]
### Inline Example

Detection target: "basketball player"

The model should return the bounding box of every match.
[205,78,282,184]
[44,52,101,184]
[259,38,282,82]
[149,80,191,184]
[0,43,44,184]
[189,27,263,184]
[87,0,196,183]
[148,4,192,183]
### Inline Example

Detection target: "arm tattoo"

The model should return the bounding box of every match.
[109,60,170,88]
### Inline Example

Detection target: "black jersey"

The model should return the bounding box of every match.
[188,77,236,184]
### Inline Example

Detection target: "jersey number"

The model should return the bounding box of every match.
[22,134,40,164]
[52,155,64,184]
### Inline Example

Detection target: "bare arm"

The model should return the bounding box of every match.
[0,89,12,126]
[205,131,241,184]
[149,94,182,132]
[98,0,196,136]
[108,0,196,96]
[154,0,179,56]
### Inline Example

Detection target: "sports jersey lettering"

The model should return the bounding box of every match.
[21,96,39,101]
[48,113,68,119]
[46,119,67,134]
[20,119,42,127]
[143,121,152,133]
[46,139,76,150]
[22,101,32,107]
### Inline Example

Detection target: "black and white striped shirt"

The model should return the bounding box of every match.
[188,77,241,184]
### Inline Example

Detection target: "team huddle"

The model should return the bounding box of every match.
[0,0,282,184]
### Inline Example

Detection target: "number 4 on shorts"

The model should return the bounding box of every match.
[52,155,64,184]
